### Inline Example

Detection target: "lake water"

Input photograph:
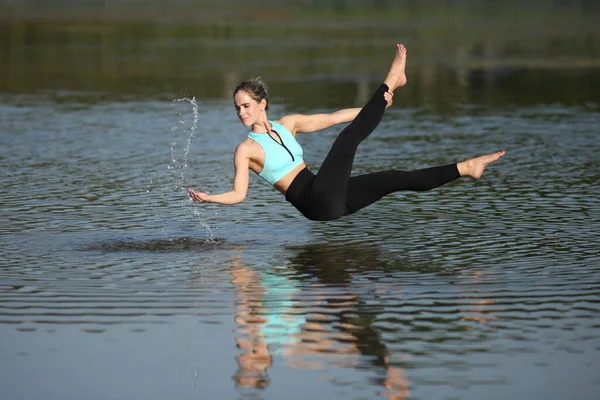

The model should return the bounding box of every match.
[1,2,600,399]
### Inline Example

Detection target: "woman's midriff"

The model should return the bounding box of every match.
[273,163,307,195]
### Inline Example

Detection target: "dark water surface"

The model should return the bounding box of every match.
[1,2,600,399]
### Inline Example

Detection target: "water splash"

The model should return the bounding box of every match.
[169,97,214,240]
[170,97,198,185]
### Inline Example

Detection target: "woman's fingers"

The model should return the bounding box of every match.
[188,188,205,203]
[384,91,393,108]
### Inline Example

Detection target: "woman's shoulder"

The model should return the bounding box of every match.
[238,137,258,149]
[273,116,297,136]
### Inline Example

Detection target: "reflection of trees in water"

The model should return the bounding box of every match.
[1,1,598,107]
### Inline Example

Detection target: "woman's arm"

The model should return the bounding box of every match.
[279,92,392,135]
[188,144,250,205]
[279,108,361,135]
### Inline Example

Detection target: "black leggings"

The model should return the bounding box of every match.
[285,83,461,221]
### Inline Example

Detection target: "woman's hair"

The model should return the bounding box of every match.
[233,77,269,110]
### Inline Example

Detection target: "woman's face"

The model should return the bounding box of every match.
[234,90,266,127]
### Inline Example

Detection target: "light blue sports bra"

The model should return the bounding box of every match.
[247,120,305,185]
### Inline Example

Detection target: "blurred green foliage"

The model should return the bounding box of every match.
[0,0,598,109]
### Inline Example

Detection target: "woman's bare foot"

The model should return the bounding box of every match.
[383,44,407,92]
[457,151,506,179]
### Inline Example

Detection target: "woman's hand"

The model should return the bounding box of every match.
[188,188,210,203]
[384,91,393,109]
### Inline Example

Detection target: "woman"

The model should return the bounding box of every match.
[188,44,505,221]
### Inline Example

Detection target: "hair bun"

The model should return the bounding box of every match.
[252,77,268,95]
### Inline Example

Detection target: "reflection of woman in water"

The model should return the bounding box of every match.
[229,254,304,389]
[228,245,410,398]
[189,43,504,221]
[229,261,272,389]
[286,243,410,399]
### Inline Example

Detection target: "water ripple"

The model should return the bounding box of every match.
[2,97,600,399]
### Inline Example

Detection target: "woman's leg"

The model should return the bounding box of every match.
[342,164,460,216]
[312,44,408,217]
[313,82,389,192]
[342,151,506,216]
